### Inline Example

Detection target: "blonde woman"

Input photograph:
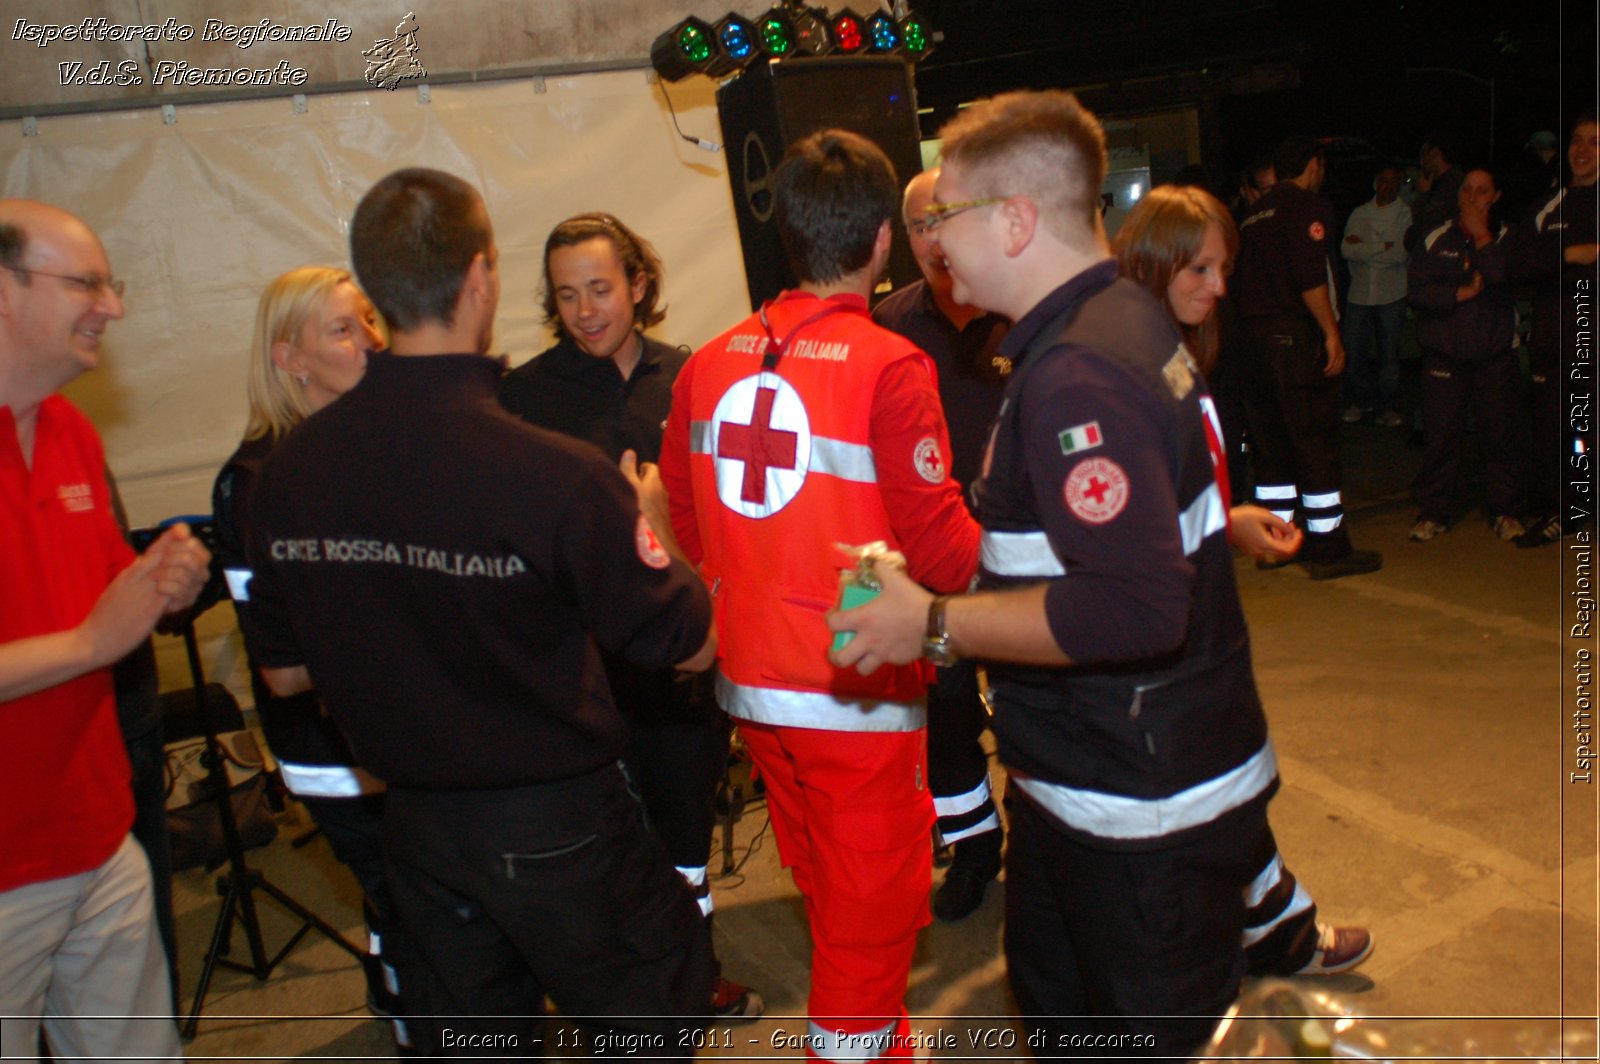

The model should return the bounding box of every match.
[209,268,408,1036]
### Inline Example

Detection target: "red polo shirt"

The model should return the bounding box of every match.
[0,395,135,891]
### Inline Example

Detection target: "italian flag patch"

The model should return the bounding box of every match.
[1058,421,1103,455]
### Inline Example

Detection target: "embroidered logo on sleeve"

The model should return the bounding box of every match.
[1063,457,1129,524]
[1057,421,1102,455]
[635,514,671,569]
[913,437,947,483]
[1308,220,1325,241]
[57,483,95,513]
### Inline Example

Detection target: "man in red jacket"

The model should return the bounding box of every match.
[661,131,979,1061]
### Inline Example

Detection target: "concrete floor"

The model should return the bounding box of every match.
[155,416,1597,1060]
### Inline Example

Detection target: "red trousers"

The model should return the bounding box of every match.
[738,721,933,1060]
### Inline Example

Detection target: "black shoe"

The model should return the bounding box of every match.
[1515,514,1564,549]
[933,850,1002,922]
[1302,549,1383,581]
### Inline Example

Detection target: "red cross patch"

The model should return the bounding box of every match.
[913,436,947,483]
[635,514,671,569]
[1063,457,1129,524]
[1308,220,1325,241]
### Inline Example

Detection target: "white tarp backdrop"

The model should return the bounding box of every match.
[1,69,747,525]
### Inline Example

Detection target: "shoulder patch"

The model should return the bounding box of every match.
[635,514,671,570]
[1161,345,1196,400]
[913,436,947,483]
[1308,220,1326,241]
[1057,421,1103,455]
[1063,457,1129,524]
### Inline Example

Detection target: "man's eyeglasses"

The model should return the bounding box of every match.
[9,266,125,300]
[918,196,1008,233]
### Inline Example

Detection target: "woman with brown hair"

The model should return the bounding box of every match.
[1112,185,1373,977]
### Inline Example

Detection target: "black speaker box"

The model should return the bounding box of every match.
[716,57,925,310]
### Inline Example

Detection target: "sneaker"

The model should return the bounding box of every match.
[1377,410,1405,428]
[1515,514,1564,549]
[1341,405,1365,424]
[1303,549,1383,580]
[1295,923,1374,976]
[711,977,765,1023]
[1408,518,1448,542]
[1492,515,1527,541]
[933,847,1003,923]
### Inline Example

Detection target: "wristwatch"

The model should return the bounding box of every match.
[923,594,957,666]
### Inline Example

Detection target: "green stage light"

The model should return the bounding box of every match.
[756,8,797,58]
[898,13,934,60]
[650,17,720,82]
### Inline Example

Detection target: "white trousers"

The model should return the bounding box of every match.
[0,834,181,1060]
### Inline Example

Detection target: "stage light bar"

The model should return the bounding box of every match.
[651,6,936,82]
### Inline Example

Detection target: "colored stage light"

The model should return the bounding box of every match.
[865,12,902,53]
[831,9,866,54]
[788,5,836,56]
[715,13,759,66]
[898,13,934,59]
[756,9,797,58]
[650,17,719,82]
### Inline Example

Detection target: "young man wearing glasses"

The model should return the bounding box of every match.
[830,92,1285,1058]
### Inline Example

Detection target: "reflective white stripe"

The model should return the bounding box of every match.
[1421,220,1453,252]
[810,437,877,483]
[674,865,714,915]
[806,1019,899,1062]
[1179,483,1227,556]
[688,420,877,483]
[980,530,1065,577]
[932,778,993,818]
[940,811,1001,844]
[1011,742,1277,841]
[224,567,252,602]
[1243,854,1285,909]
[1305,516,1342,533]
[1268,509,1295,523]
[383,959,401,996]
[1534,188,1566,232]
[718,675,924,732]
[1254,484,1297,501]
[1242,883,1314,947]
[369,930,382,956]
[278,761,380,798]
[1301,490,1341,509]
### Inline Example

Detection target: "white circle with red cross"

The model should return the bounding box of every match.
[1063,456,1129,524]
[711,373,813,519]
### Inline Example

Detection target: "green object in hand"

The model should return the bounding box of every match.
[831,583,880,651]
